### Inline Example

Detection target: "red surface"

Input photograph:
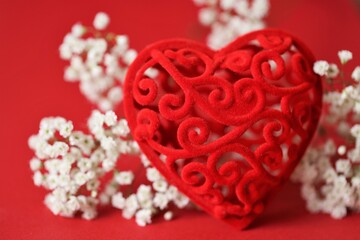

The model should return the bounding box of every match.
[1,0,360,239]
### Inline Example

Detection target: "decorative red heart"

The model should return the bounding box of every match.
[123,29,322,229]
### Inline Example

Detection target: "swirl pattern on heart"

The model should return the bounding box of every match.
[124,29,322,229]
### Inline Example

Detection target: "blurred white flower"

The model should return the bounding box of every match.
[352,66,360,82]
[115,171,134,185]
[93,12,110,30]
[313,60,330,76]
[163,211,174,221]
[135,209,152,227]
[338,50,353,64]
[112,192,126,209]
[195,0,269,49]
[59,13,137,111]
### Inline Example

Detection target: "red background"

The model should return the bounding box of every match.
[1,0,360,239]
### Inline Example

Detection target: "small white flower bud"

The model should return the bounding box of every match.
[163,211,173,221]
[93,12,110,30]
[351,66,360,82]
[338,50,353,64]
[313,60,329,76]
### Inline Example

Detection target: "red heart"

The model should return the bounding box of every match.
[124,29,322,229]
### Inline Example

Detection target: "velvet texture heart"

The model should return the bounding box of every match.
[123,29,322,229]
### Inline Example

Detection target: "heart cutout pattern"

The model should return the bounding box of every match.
[124,29,322,229]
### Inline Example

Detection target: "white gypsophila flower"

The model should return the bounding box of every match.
[102,158,116,172]
[115,35,129,49]
[82,208,97,220]
[77,158,92,172]
[348,149,360,163]
[112,119,130,137]
[326,63,339,78]
[122,194,139,219]
[66,196,81,212]
[301,164,317,183]
[88,110,105,136]
[71,23,84,38]
[104,111,117,126]
[129,141,140,154]
[123,49,137,65]
[74,171,88,186]
[69,132,95,155]
[144,68,159,79]
[86,179,100,192]
[153,193,169,210]
[335,159,352,176]
[59,121,74,138]
[351,176,360,187]
[33,171,43,186]
[139,198,153,210]
[325,168,339,184]
[58,174,71,188]
[331,205,347,219]
[114,171,134,185]
[351,124,360,138]
[111,192,126,209]
[337,145,347,155]
[146,167,162,182]
[78,196,99,220]
[220,0,236,10]
[93,12,110,30]
[199,8,217,26]
[165,185,179,200]
[135,209,152,227]
[104,183,117,196]
[108,87,123,103]
[323,139,336,156]
[44,193,62,215]
[306,200,322,214]
[140,154,151,167]
[60,44,72,60]
[99,193,110,205]
[338,50,353,64]
[195,0,269,49]
[313,60,330,76]
[136,185,153,203]
[163,211,173,221]
[352,66,360,82]
[173,195,190,209]
[30,158,42,171]
[301,184,317,202]
[44,142,69,158]
[101,137,117,152]
[153,180,168,193]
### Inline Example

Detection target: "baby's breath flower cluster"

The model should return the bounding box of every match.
[28,108,190,225]
[59,12,137,111]
[107,156,189,226]
[193,0,269,49]
[29,12,192,227]
[28,110,139,219]
[292,50,360,219]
